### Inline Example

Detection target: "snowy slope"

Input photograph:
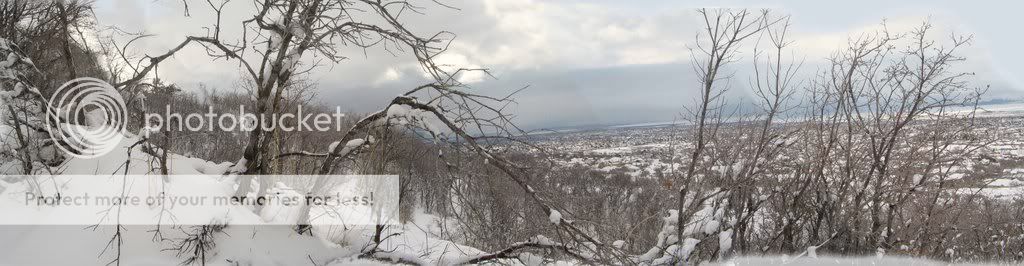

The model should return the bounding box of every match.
[0,134,485,265]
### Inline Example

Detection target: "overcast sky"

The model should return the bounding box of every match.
[94,0,1024,129]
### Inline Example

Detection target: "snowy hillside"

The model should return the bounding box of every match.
[4,0,1024,265]
[0,134,486,265]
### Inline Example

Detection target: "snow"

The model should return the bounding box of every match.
[534,234,555,246]
[192,160,234,175]
[345,139,366,150]
[227,157,247,173]
[678,238,700,261]
[703,219,721,235]
[719,229,733,255]
[612,240,626,249]
[0,133,480,265]
[0,82,25,99]
[586,143,670,156]
[0,224,362,265]
[0,134,358,265]
[969,177,1024,199]
[650,245,679,265]
[384,103,444,136]
[0,39,35,101]
[258,182,306,224]
[138,126,158,139]
[519,252,545,266]
[282,49,301,70]
[705,256,959,266]
[639,207,728,264]
[329,138,366,155]
[84,108,109,126]
[0,52,16,69]
[352,211,487,265]
[372,251,429,265]
[548,209,562,225]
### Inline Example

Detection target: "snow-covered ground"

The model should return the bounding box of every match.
[708,256,1002,266]
[0,134,486,265]
[530,102,1024,199]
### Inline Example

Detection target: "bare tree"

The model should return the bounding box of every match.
[671,8,774,263]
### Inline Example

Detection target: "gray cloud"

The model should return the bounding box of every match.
[93,0,1024,130]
